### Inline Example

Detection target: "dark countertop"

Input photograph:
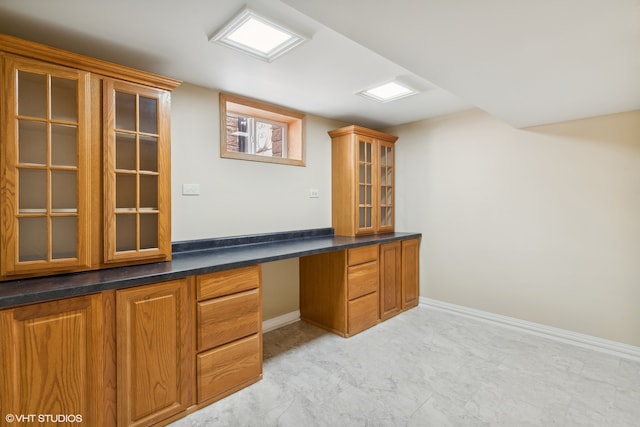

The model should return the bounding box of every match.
[0,228,421,309]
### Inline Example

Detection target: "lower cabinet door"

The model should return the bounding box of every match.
[402,239,420,309]
[0,294,108,426]
[379,241,402,320]
[347,291,379,336]
[197,334,262,403]
[116,279,193,427]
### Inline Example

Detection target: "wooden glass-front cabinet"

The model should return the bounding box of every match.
[103,79,171,262]
[1,55,91,276]
[0,34,180,281]
[329,125,398,236]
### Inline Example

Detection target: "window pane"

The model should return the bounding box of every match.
[51,170,77,211]
[51,124,77,167]
[19,217,47,261]
[140,135,158,172]
[19,120,47,165]
[139,96,158,134]
[52,217,77,259]
[18,71,46,118]
[116,174,137,209]
[51,77,77,122]
[140,213,158,249]
[140,175,158,210]
[116,133,136,170]
[115,92,136,131]
[19,169,46,212]
[116,214,136,251]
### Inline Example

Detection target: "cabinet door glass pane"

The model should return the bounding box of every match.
[116,214,136,251]
[51,124,77,167]
[52,217,77,259]
[19,217,47,261]
[18,71,46,118]
[140,175,158,210]
[140,214,158,249]
[51,170,77,211]
[139,96,158,134]
[139,136,158,172]
[116,174,137,209]
[51,77,77,122]
[19,169,46,211]
[19,120,47,165]
[115,92,136,131]
[116,133,136,170]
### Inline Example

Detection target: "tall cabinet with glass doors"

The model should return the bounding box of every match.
[328,125,398,236]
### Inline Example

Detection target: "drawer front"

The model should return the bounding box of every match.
[348,245,378,266]
[347,292,379,335]
[197,265,260,300]
[197,289,260,352]
[197,334,262,403]
[347,261,378,300]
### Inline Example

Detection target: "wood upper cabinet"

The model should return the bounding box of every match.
[329,125,398,236]
[0,293,111,426]
[116,278,194,427]
[0,55,91,277]
[0,34,179,281]
[103,79,171,263]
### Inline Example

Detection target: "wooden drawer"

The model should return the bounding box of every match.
[197,265,260,300]
[197,289,260,352]
[347,291,379,335]
[347,261,379,300]
[347,245,378,266]
[197,334,262,403]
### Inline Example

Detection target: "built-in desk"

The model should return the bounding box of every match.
[0,228,420,309]
[0,228,421,426]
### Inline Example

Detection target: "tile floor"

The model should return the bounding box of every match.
[170,306,640,426]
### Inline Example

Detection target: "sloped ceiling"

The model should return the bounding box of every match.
[0,0,638,128]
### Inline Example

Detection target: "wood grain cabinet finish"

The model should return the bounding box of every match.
[300,245,380,337]
[195,266,263,405]
[328,125,398,236]
[116,279,194,427]
[0,33,180,282]
[301,239,421,337]
[0,293,111,427]
[402,238,420,309]
[380,241,403,321]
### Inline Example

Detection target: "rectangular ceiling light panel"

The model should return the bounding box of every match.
[359,81,418,103]
[212,8,307,62]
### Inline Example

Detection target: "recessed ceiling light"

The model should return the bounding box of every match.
[211,8,307,62]
[358,81,418,103]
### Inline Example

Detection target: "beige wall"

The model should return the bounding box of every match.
[170,83,340,320]
[390,109,640,346]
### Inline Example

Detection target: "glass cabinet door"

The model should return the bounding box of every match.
[378,141,394,232]
[103,79,170,262]
[1,56,90,275]
[355,136,376,234]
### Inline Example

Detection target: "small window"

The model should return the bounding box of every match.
[220,93,305,166]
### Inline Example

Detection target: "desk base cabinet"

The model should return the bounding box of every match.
[300,245,380,337]
[116,279,194,427]
[195,266,263,405]
[0,293,111,427]
[300,239,420,337]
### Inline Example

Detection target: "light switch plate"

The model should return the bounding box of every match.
[182,183,200,195]
[309,188,320,198]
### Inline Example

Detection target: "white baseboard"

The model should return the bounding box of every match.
[420,297,640,362]
[263,310,300,333]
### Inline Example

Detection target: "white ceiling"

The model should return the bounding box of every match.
[0,0,638,128]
